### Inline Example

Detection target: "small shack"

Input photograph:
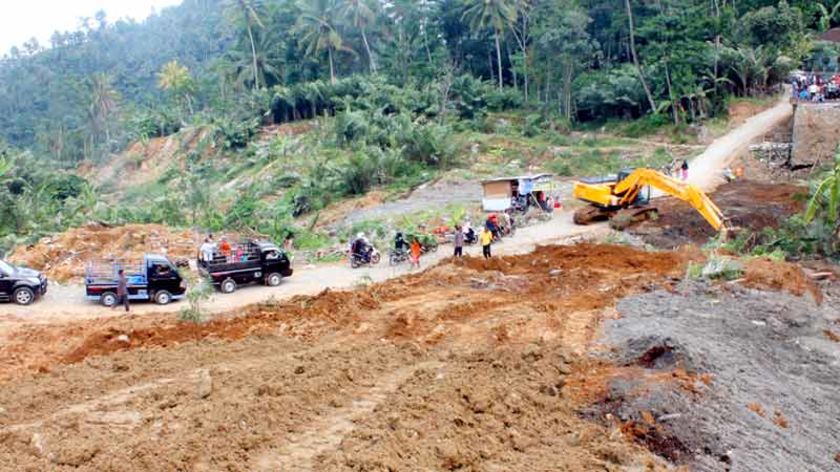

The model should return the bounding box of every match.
[480,173,554,212]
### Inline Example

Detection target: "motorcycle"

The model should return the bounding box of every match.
[350,247,381,268]
[389,248,409,266]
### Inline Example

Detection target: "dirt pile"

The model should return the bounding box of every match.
[743,257,822,301]
[588,280,840,471]
[0,244,690,382]
[628,180,805,247]
[7,223,199,283]
[0,243,694,471]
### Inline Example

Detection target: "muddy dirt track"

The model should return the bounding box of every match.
[0,244,692,471]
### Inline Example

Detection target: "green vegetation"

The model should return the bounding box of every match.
[179,272,213,323]
[0,0,830,251]
[701,150,840,260]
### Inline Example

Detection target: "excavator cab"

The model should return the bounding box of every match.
[617,168,650,207]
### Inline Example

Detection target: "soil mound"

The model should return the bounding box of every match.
[743,257,822,302]
[7,223,199,283]
[2,243,690,381]
[629,180,804,247]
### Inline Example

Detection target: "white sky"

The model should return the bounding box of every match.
[0,0,184,53]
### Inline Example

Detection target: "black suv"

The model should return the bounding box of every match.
[0,259,47,305]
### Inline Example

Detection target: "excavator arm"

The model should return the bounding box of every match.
[612,168,726,231]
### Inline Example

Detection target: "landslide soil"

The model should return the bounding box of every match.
[7,223,203,283]
[0,244,690,471]
[628,180,805,248]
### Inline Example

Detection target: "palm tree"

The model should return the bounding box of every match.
[462,0,517,90]
[87,73,118,152]
[624,0,656,113]
[225,0,265,90]
[157,60,195,115]
[225,32,284,89]
[295,0,353,84]
[816,1,840,32]
[339,0,378,73]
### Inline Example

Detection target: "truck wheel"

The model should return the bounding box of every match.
[154,290,172,305]
[100,292,117,307]
[266,273,282,287]
[13,287,35,306]
[220,278,237,294]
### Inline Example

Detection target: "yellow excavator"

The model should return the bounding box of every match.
[572,168,729,232]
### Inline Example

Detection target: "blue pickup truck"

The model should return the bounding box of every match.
[85,254,186,306]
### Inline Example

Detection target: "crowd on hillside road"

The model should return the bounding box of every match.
[792,73,840,103]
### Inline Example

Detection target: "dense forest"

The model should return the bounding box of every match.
[0,0,838,253]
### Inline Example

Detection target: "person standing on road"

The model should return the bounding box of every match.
[410,237,422,268]
[480,227,493,259]
[453,224,464,257]
[680,160,689,181]
[115,269,130,313]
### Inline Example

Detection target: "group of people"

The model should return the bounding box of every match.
[198,234,256,264]
[792,74,840,103]
[391,214,505,265]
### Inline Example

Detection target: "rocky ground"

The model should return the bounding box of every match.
[590,279,839,472]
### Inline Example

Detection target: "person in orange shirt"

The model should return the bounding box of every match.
[410,237,422,268]
[219,237,232,261]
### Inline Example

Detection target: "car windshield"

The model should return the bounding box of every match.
[0,260,15,274]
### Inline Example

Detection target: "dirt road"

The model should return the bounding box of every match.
[0,101,789,330]
[688,94,792,191]
[0,216,607,332]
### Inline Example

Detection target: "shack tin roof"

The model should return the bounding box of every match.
[480,173,553,184]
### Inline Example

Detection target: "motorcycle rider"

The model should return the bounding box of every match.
[463,219,477,245]
[351,232,372,263]
[394,231,409,254]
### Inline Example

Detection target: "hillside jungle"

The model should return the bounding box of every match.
[0,0,838,259]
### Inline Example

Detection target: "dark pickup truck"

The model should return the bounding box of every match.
[85,254,186,306]
[199,240,293,293]
[0,259,47,305]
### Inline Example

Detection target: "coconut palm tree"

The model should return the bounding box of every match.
[295,0,353,84]
[87,73,119,155]
[339,0,379,73]
[462,0,517,90]
[225,0,266,90]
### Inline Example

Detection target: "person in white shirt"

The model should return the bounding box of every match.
[199,238,216,263]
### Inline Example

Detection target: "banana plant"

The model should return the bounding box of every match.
[805,150,840,232]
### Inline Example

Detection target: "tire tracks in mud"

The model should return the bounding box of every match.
[252,361,445,471]
[0,333,355,437]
